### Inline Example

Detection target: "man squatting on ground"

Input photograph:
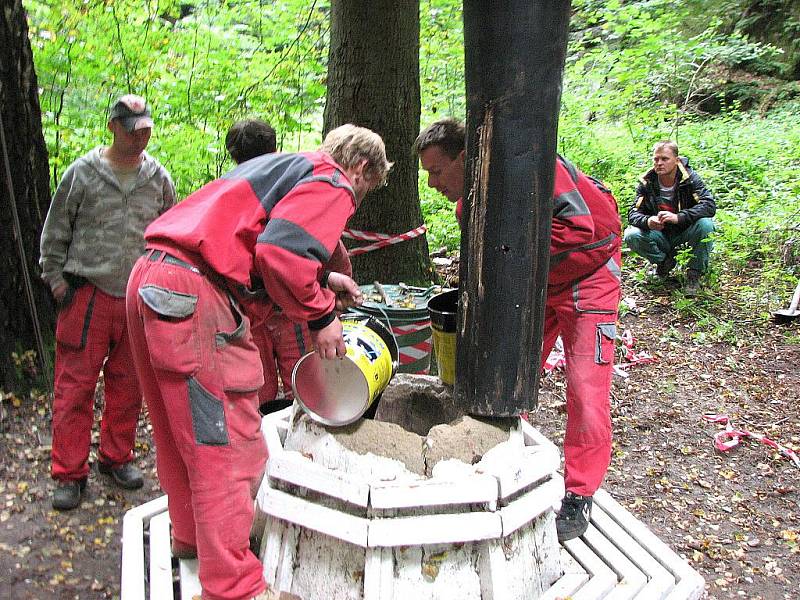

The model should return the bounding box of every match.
[624,140,716,297]
[126,124,392,600]
[39,94,176,511]
[225,118,354,412]
[414,118,622,542]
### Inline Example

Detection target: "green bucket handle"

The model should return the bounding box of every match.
[398,283,442,297]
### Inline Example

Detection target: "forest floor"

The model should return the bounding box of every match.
[0,256,798,599]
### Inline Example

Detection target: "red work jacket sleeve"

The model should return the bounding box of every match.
[255,178,356,328]
[550,161,595,256]
[327,240,353,279]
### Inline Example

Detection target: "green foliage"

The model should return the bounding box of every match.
[419,0,465,120]
[28,0,329,196]
[416,0,465,252]
[686,0,800,78]
[419,171,461,251]
[25,0,800,342]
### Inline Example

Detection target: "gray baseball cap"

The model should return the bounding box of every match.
[109,94,154,132]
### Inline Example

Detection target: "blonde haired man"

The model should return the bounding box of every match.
[625,141,716,296]
[126,125,390,600]
[224,119,355,412]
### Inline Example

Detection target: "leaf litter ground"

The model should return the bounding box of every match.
[0,261,798,599]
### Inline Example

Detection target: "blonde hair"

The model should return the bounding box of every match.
[653,140,679,157]
[321,124,393,186]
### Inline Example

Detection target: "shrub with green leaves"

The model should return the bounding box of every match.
[26,0,800,332]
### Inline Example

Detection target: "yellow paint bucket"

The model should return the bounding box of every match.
[427,290,458,385]
[291,314,398,426]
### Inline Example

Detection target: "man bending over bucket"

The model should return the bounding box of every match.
[414,118,622,543]
[225,118,354,413]
[126,125,392,600]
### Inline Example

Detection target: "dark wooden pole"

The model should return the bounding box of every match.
[456,1,572,416]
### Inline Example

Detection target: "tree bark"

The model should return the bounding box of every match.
[1,0,55,390]
[456,1,572,416]
[323,0,430,285]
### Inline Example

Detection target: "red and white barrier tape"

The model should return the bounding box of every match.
[543,337,566,373]
[702,414,800,469]
[614,329,656,377]
[343,226,428,257]
[542,329,655,378]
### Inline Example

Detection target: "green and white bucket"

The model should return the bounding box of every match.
[357,283,443,374]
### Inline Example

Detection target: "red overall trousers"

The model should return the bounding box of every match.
[52,283,141,481]
[251,314,311,404]
[252,238,349,405]
[126,251,267,600]
[541,259,621,497]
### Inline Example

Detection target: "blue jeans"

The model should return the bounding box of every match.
[624,217,715,273]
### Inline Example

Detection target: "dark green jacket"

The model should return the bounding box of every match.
[628,157,715,234]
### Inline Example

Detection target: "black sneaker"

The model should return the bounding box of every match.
[52,478,87,511]
[556,491,592,542]
[98,461,144,489]
[684,269,701,297]
[655,255,677,278]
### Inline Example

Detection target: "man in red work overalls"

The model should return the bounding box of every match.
[40,94,176,510]
[225,118,355,412]
[415,118,622,542]
[126,124,392,600]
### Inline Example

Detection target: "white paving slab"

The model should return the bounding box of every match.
[148,511,174,599]
[121,409,705,600]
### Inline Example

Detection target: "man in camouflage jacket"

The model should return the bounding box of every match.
[39,95,176,510]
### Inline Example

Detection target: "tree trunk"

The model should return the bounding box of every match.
[323,0,430,285]
[0,0,55,390]
[456,1,572,416]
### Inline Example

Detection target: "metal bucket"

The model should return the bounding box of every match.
[427,289,459,385]
[357,283,441,374]
[291,314,399,426]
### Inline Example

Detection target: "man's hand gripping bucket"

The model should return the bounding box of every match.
[291,314,399,426]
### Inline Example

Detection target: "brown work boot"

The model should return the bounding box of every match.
[252,587,303,599]
[171,539,197,559]
[684,269,701,297]
[655,255,676,279]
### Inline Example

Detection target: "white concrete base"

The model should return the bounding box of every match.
[255,409,563,599]
[119,494,201,600]
[121,408,705,600]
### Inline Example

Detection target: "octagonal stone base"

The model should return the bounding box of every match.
[254,407,562,600]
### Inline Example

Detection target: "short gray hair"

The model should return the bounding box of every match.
[321,124,393,186]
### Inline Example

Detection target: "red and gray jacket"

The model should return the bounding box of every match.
[549,156,622,287]
[144,151,355,330]
[456,156,621,288]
